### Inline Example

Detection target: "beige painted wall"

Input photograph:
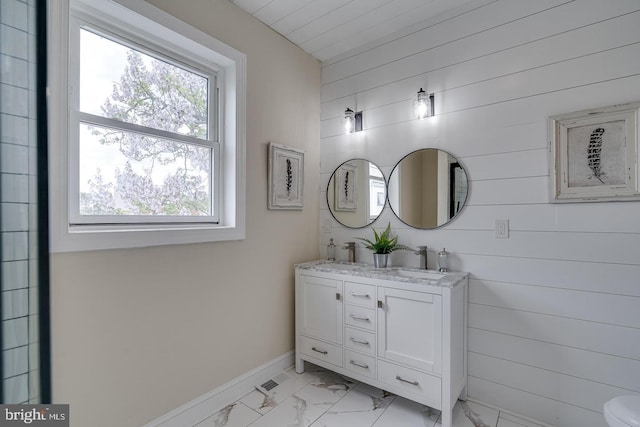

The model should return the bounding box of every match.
[399,150,437,228]
[50,1,321,425]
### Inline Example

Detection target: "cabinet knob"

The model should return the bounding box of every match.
[336,293,341,301]
[377,300,384,309]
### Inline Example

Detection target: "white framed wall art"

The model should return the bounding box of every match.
[549,102,640,202]
[334,162,357,211]
[268,142,304,209]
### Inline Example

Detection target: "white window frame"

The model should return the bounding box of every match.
[48,0,246,252]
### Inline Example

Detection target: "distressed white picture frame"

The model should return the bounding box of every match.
[549,102,640,202]
[268,142,304,209]
[334,162,358,211]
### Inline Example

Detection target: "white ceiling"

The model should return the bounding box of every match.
[230,0,479,62]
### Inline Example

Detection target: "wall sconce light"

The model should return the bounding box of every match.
[415,88,435,119]
[344,107,363,134]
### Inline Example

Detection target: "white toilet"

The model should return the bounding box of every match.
[604,395,640,427]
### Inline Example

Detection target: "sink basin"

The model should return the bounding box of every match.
[394,269,445,280]
[320,263,363,271]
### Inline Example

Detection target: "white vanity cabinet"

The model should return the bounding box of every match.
[295,262,468,427]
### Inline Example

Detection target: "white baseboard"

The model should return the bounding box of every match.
[143,351,295,427]
[466,397,554,427]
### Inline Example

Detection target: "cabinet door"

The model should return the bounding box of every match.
[299,275,342,344]
[377,287,442,373]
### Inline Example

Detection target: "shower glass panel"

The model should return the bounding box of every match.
[0,0,50,404]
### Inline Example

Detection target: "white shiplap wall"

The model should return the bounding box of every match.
[319,1,640,426]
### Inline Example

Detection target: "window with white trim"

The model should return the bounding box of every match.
[49,0,246,252]
[73,25,220,223]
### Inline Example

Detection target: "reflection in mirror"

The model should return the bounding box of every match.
[388,149,468,229]
[327,159,386,228]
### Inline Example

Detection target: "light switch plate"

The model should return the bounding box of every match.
[495,219,509,239]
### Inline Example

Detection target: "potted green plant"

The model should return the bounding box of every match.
[356,222,411,268]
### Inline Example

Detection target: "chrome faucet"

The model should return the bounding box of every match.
[343,242,356,263]
[415,246,428,269]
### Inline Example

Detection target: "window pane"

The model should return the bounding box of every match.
[369,178,385,219]
[79,123,212,216]
[79,28,209,139]
[369,162,383,178]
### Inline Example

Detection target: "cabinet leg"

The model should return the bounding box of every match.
[295,354,304,374]
[441,407,453,427]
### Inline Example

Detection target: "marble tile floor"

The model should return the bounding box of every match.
[194,364,545,427]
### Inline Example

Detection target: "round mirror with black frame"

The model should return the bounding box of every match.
[327,159,386,228]
[387,149,468,229]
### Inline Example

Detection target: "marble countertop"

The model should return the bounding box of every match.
[295,260,468,288]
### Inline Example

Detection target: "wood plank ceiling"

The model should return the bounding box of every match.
[230,0,479,62]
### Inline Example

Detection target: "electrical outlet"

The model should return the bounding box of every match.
[495,219,509,239]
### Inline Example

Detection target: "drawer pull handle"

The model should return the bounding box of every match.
[396,376,419,386]
[350,292,370,298]
[350,314,370,322]
[311,347,328,355]
[349,360,369,369]
[349,337,370,345]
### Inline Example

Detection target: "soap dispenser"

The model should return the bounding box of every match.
[437,248,449,272]
[327,238,336,261]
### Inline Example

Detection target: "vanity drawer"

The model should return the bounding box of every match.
[344,349,376,379]
[377,360,441,408]
[344,282,376,308]
[300,336,342,367]
[345,305,376,332]
[345,327,376,356]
